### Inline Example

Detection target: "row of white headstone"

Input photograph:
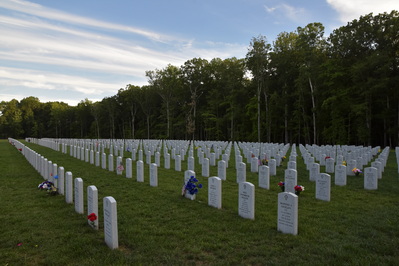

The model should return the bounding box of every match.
[31,138,295,233]
[10,138,119,250]
[299,144,390,195]
[26,138,393,236]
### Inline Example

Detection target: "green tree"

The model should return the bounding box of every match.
[146,64,181,138]
[245,35,271,142]
[0,99,23,138]
[296,23,327,144]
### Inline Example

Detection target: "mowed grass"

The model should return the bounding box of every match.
[1,139,399,265]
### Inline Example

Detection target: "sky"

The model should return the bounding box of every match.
[0,0,398,106]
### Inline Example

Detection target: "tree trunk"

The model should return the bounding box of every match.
[147,115,150,139]
[130,106,136,139]
[309,77,316,144]
[230,104,234,141]
[284,88,288,144]
[263,90,270,143]
[166,100,170,138]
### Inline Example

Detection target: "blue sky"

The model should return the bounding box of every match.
[1,0,398,106]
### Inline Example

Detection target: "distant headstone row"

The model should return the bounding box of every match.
[22,138,396,236]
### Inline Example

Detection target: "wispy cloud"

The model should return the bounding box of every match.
[264,3,308,24]
[0,66,121,93]
[0,0,249,105]
[0,0,180,43]
[326,0,399,23]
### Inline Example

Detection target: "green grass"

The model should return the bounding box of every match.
[1,139,399,265]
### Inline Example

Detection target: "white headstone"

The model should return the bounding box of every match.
[81,147,85,161]
[65,171,73,204]
[90,150,94,164]
[87,185,98,230]
[316,173,331,202]
[221,154,228,168]
[164,153,170,169]
[126,158,132,178]
[284,169,297,193]
[132,148,136,161]
[371,161,382,179]
[108,154,114,172]
[188,156,195,171]
[347,160,356,176]
[269,159,277,176]
[184,170,196,200]
[138,149,143,161]
[208,176,222,209]
[364,167,378,190]
[150,163,158,187]
[47,160,52,181]
[155,152,160,167]
[325,158,335,173]
[236,162,246,183]
[175,155,181,172]
[210,153,216,166]
[306,157,314,170]
[116,156,123,175]
[95,151,100,167]
[277,192,298,235]
[259,165,270,189]
[235,155,242,169]
[238,182,255,220]
[74,178,84,214]
[137,160,144,182]
[58,166,64,195]
[202,158,210,177]
[287,161,296,170]
[102,153,107,169]
[103,196,118,249]
[52,163,58,186]
[146,150,151,164]
[334,164,347,186]
[310,163,320,182]
[251,157,259,172]
[217,160,226,181]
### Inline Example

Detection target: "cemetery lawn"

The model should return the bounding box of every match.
[1,139,399,265]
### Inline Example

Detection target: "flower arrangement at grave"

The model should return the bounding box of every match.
[38,180,58,195]
[87,212,98,228]
[294,185,305,196]
[352,168,362,176]
[259,158,268,166]
[182,176,203,197]
[281,156,286,162]
[325,156,331,161]
[342,161,347,166]
[278,181,285,192]
[117,162,124,172]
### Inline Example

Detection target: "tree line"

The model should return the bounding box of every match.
[1,11,398,146]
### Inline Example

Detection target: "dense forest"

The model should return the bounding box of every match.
[1,11,398,146]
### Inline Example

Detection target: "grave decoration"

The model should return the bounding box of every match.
[182,176,203,197]
[38,180,58,195]
[294,185,305,196]
[117,161,124,172]
[278,181,285,192]
[87,212,98,227]
[352,168,362,176]
[281,156,286,162]
[260,159,268,166]
[342,161,347,166]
